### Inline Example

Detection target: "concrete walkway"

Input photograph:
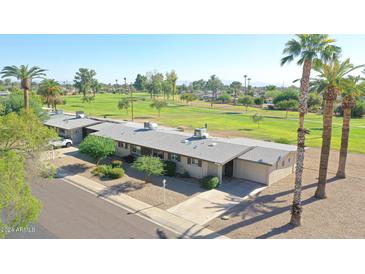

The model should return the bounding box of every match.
[167,181,266,225]
[62,174,227,239]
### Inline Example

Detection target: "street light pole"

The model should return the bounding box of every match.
[115,79,118,94]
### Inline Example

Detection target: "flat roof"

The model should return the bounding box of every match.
[238,147,292,165]
[91,123,251,165]
[44,114,101,130]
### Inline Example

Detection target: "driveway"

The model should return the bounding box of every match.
[167,180,265,225]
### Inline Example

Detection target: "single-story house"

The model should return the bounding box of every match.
[44,111,101,144]
[89,121,297,185]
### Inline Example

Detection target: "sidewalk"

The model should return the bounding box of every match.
[63,174,228,239]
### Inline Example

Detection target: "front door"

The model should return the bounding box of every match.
[224,160,234,177]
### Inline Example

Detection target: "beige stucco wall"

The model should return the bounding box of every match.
[115,142,131,157]
[70,128,83,144]
[233,159,269,184]
[233,152,296,185]
[267,152,296,185]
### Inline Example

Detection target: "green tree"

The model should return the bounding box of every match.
[307,93,322,112]
[0,112,57,157]
[254,97,264,106]
[336,76,365,178]
[276,99,298,118]
[311,58,363,199]
[73,68,97,101]
[238,95,254,112]
[133,74,147,91]
[0,65,46,111]
[206,75,223,107]
[0,90,47,121]
[217,93,231,104]
[38,79,63,110]
[0,151,42,238]
[79,135,116,165]
[150,100,168,117]
[132,156,164,183]
[118,98,130,114]
[166,70,178,100]
[281,34,341,226]
[272,89,299,104]
[192,79,207,91]
[230,81,242,104]
[180,93,197,104]
[252,113,263,128]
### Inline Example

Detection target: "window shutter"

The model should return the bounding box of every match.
[187,157,191,164]
[198,159,202,167]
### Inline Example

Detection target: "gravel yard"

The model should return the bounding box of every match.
[207,148,365,238]
[51,149,203,210]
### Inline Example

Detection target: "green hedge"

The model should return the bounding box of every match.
[108,167,125,179]
[164,160,177,176]
[200,176,220,190]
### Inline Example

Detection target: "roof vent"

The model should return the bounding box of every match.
[144,121,158,130]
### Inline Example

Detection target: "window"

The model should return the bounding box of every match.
[118,141,129,149]
[153,150,164,159]
[188,157,202,167]
[170,153,181,162]
[131,145,141,155]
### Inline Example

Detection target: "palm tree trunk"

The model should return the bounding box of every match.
[23,88,30,111]
[336,106,352,178]
[290,59,311,227]
[315,88,337,199]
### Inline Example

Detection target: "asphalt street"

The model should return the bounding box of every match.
[7,179,179,239]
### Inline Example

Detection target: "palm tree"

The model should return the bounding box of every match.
[38,79,62,110]
[336,76,365,178]
[281,34,341,226]
[311,59,363,199]
[0,65,46,111]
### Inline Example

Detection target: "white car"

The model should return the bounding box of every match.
[50,137,73,148]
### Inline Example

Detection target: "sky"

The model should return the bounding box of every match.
[0,34,365,86]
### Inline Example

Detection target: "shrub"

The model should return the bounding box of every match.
[91,165,112,176]
[200,176,220,190]
[40,162,58,179]
[111,160,122,168]
[91,165,124,179]
[336,100,365,118]
[108,167,125,179]
[123,155,136,163]
[79,135,116,164]
[273,89,299,105]
[164,160,177,177]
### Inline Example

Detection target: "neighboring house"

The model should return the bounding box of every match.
[44,111,101,144]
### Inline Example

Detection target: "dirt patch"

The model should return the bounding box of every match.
[207,148,365,238]
[51,150,203,210]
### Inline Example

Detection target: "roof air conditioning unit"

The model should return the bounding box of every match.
[194,128,209,139]
[144,121,158,130]
[76,111,85,118]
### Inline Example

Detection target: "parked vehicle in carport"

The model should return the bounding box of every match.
[50,137,73,148]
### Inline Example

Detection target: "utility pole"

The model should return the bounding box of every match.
[248,78,251,92]
[115,79,118,94]
[243,75,247,94]
[125,77,134,122]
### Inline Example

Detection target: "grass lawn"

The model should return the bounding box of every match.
[60,93,365,154]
